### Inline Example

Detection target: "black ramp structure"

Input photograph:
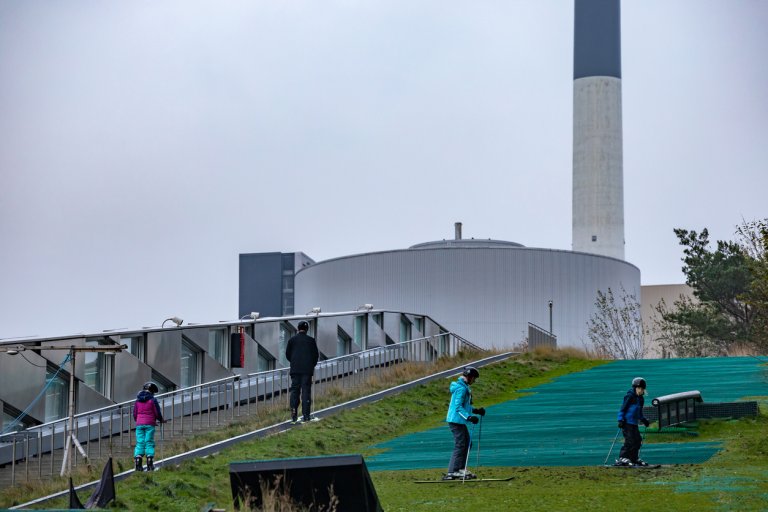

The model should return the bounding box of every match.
[229,454,383,512]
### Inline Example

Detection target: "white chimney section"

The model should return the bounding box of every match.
[572,0,625,260]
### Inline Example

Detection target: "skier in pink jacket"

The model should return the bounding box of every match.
[133,382,164,471]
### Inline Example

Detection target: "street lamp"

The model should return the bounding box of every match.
[548,300,553,334]
[162,316,184,328]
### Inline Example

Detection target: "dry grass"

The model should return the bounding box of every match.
[529,345,590,361]
[237,475,339,512]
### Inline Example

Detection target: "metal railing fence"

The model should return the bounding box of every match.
[0,332,479,486]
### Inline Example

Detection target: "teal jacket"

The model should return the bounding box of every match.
[445,377,473,425]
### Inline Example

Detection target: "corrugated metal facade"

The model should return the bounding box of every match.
[295,244,640,349]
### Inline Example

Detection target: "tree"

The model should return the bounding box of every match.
[652,297,730,358]
[586,286,646,359]
[736,219,768,350]
[658,219,768,355]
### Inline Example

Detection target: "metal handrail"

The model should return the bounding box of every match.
[0,332,481,485]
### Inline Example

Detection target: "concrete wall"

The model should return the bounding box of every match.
[641,284,693,358]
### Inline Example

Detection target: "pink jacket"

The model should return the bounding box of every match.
[133,390,163,426]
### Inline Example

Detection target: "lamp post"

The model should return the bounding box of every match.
[162,316,184,328]
[548,300,553,334]
[0,343,127,476]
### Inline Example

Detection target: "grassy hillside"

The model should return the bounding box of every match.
[13,351,768,511]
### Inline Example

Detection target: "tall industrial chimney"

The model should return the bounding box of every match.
[572,0,624,260]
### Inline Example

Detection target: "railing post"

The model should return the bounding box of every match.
[216,382,221,426]
[230,377,240,421]
[247,376,251,416]
[87,415,92,461]
[50,424,54,478]
[38,431,43,479]
[198,385,203,431]
[24,434,30,483]
[11,438,16,487]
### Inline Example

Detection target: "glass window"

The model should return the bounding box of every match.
[354,316,366,349]
[415,316,425,334]
[208,328,229,368]
[372,313,383,328]
[2,404,33,433]
[439,329,449,355]
[150,372,175,394]
[337,326,352,357]
[2,409,13,432]
[45,365,69,423]
[281,253,295,271]
[84,338,113,398]
[278,323,294,367]
[181,339,201,388]
[122,335,146,361]
[257,346,275,372]
[400,315,412,342]
[282,294,294,316]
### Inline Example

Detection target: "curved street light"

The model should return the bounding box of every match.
[162,317,184,328]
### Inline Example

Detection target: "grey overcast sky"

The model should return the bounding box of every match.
[1,1,766,339]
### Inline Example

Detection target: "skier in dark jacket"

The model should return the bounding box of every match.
[615,377,651,466]
[286,321,319,423]
[133,382,164,471]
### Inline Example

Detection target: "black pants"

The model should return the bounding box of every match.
[289,373,313,420]
[619,423,642,462]
[448,423,472,473]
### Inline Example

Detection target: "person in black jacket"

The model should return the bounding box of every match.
[615,377,651,466]
[286,321,319,423]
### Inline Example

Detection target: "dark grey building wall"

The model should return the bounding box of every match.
[239,253,283,318]
[574,0,621,79]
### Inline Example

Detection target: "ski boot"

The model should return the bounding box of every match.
[134,456,143,472]
[455,469,476,479]
[146,456,155,472]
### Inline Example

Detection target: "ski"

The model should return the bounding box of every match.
[414,476,515,484]
[604,464,662,469]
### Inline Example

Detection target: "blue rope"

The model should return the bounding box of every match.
[1,353,72,435]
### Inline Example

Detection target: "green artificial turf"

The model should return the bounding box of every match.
[14,353,768,511]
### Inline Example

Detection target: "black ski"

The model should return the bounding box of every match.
[414,476,515,484]
[604,464,662,469]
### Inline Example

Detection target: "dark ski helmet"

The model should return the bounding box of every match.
[462,367,480,379]
[143,382,159,393]
[297,321,309,332]
[631,377,647,389]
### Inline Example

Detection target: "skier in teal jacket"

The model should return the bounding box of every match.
[444,367,486,480]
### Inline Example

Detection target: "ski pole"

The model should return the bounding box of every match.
[462,422,476,482]
[604,428,621,466]
[639,423,647,460]
[475,415,483,468]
